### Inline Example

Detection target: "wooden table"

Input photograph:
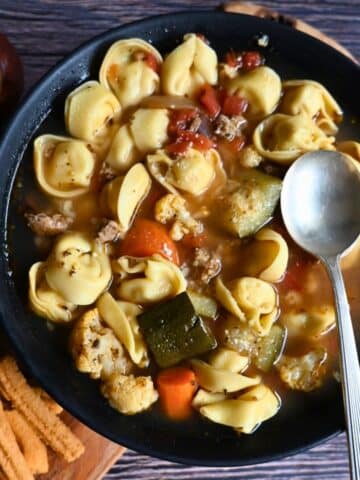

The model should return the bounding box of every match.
[1,1,359,478]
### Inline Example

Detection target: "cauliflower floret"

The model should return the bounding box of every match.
[70,308,132,380]
[155,193,203,241]
[222,318,260,356]
[277,348,327,392]
[101,373,159,415]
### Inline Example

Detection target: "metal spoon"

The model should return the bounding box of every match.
[281,150,360,479]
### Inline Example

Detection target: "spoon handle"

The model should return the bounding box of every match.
[325,257,360,480]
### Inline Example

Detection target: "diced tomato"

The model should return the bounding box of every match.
[166,130,215,155]
[119,218,179,265]
[281,259,310,291]
[227,136,245,152]
[144,52,160,73]
[221,95,248,116]
[224,50,242,69]
[199,84,221,119]
[182,232,207,249]
[168,108,197,136]
[242,51,263,71]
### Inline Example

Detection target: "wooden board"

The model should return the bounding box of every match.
[1,4,357,480]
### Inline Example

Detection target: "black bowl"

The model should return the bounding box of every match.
[0,11,359,466]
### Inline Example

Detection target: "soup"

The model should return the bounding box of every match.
[23,33,360,434]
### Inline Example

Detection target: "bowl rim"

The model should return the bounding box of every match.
[0,10,359,466]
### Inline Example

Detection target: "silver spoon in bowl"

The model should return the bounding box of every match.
[281,150,360,479]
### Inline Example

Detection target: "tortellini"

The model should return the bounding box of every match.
[33,135,96,198]
[97,292,149,367]
[101,163,151,233]
[106,108,169,172]
[191,359,260,393]
[45,232,112,305]
[280,80,342,135]
[147,148,224,196]
[253,113,335,164]
[226,66,281,118]
[29,262,78,323]
[113,254,187,303]
[215,277,278,336]
[199,384,280,433]
[99,38,162,109]
[281,305,335,338]
[162,33,218,98]
[241,228,289,282]
[65,81,121,142]
[337,141,360,172]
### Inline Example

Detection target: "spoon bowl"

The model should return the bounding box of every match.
[281,150,360,259]
[281,149,360,480]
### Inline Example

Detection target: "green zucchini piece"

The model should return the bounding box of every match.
[255,324,286,372]
[220,169,282,238]
[138,292,217,368]
[187,290,218,319]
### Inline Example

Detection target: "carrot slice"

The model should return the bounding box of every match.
[157,367,197,420]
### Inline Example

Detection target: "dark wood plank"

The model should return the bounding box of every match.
[1,1,358,479]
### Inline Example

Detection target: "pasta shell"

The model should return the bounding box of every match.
[191,359,260,393]
[162,33,217,98]
[33,134,96,198]
[113,254,187,303]
[280,80,343,135]
[147,148,224,196]
[101,163,151,233]
[209,348,249,373]
[226,66,281,118]
[200,384,280,433]
[106,108,169,172]
[253,113,336,164]
[241,228,289,282]
[45,232,112,305]
[29,262,78,323]
[192,389,226,409]
[97,292,149,367]
[99,38,162,109]
[65,80,121,142]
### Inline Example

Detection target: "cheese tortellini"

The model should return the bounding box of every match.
[241,228,289,282]
[65,81,121,142]
[215,277,278,336]
[45,232,112,305]
[147,148,224,196]
[280,80,342,135]
[162,33,218,97]
[199,384,280,433]
[226,66,281,118]
[281,305,335,338]
[113,254,186,303]
[106,108,169,172]
[253,113,335,164]
[99,38,162,110]
[97,292,149,367]
[29,262,78,323]
[101,163,151,233]
[33,134,96,198]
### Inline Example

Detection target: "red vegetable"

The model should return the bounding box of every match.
[199,84,221,119]
[224,50,242,69]
[157,367,197,420]
[119,218,180,265]
[0,33,23,119]
[242,51,263,71]
[168,108,197,136]
[182,232,207,249]
[165,130,215,155]
[221,95,248,116]
[144,52,160,73]
[227,136,245,152]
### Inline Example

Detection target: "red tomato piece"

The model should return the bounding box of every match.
[221,95,248,116]
[224,50,242,69]
[119,218,180,265]
[166,131,215,155]
[199,84,221,119]
[144,52,160,73]
[227,136,245,152]
[182,232,207,249]
[168,108,197,136]
[242,51,263,71]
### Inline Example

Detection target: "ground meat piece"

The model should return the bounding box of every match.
[97,220,122,243]
[215,114,247,141]
[25,212,73,236]
[277,348,327,392]
[99,162,117,182]
[155,194,203,241]
[101,373,158,415]
[193,247,222,283]
[238,145,263,168]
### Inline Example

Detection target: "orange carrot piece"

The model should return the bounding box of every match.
[157,367,197,420]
